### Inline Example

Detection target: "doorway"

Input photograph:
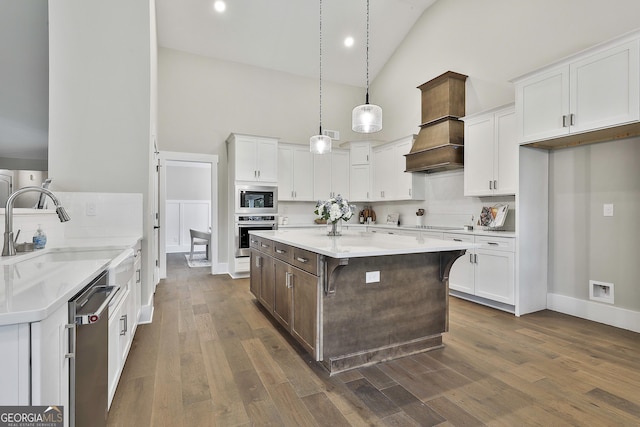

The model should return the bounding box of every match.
[158,152,219,278]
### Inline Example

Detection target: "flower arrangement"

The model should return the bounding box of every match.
[314,195,354,224]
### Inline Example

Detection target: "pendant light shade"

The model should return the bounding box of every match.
[310,0,332,154]
[352,0,382,133]
[310,133,332,154]
[352,102,382,133]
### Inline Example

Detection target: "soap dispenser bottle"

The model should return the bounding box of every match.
[33,224,47,249]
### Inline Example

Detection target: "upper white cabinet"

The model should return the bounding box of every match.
[515,36,640,145]
[349,142,372,201]
[227,133,278,183]
[313,149,349,200]
[278,144,314,201]
[463,104,517,196]
[373,136,425,201]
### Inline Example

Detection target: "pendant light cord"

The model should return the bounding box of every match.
[318,0,323,135]
[365,0,370,105]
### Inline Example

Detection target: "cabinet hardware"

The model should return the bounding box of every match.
[250,239,258,244]
[296,256,308,263]
[261,243,270,248]
[291,191,294,198]
[570,113,575,126]
[474,254,478,263]
[294,191,297,198]
[120,314,128,335]
[275,249,286,254]
[493,180,497,189]
[136,269,141,284]
[285,272,293,288]
[453,238,462,242]
[257,170,261,178]
[65,324,76,359]
[487,242,499,246]
[409,188,412,197]
[256,256,262,267]
[489,181,493,190]
[254,170,257,178]
[562,115,568,127]
[469,253,474,263]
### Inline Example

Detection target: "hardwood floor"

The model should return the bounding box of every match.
[107,253,640,426]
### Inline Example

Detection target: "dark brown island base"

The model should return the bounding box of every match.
[249,229,473,375]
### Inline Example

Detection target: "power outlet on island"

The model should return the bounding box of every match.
[365,271,380,284]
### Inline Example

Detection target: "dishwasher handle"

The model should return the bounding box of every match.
[75,285,120,325]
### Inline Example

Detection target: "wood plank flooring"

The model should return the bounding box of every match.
[107,253,640,426]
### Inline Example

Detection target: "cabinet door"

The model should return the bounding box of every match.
[494,108,517,195]
[373,145,394,200]
[259,256,275,313]
[445,234,475,294]
[290,267,318,355]
[350,142,371,165]
[570,39,640,134]
[474,249,515,305]
[234,138,258,181]
[516,66,570,144]
[292,147,314,201]
[313,153,332,200]
[350,164,371,201]
[0,324,30,404]
[277,146,294,201]
[464,116,495,196]
[249,251,262,297]
[330,150,350,199]
[273,260,291,329]
[256,138,278,182]
[395,138,424,200]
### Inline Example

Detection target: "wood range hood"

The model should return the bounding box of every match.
[405,71,468,173]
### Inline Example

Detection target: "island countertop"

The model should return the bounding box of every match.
[250,228,475,258]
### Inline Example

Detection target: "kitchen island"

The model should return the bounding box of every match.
[249,228,474,375]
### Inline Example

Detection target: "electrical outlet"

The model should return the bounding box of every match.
[365,271,380,283]
[86,202,97,216]
[603,203,614,217]
[589,280,614,304]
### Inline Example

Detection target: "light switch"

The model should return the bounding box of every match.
[603,204,614,217]
[86,202,97,216]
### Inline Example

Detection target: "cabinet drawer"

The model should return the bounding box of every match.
[291,247,318,275]
[443,233,474,243]
[251,236,273,255]
[273,242,293,263]
[475,235,515,252]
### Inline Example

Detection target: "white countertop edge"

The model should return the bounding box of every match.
[277,223,515,238]
[251,229,476,259]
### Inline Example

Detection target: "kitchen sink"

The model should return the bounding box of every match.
[31,248,125,263]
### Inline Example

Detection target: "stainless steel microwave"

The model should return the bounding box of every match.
[235,185,278,214]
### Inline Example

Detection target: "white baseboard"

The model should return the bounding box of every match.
[547,293,640,333]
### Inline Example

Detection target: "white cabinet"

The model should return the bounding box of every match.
[313,149,349,200]
[372,144,394,200]
[446,233,515,306]
[227,134,278,183]
[515,37,639,145]
[349,142,372,201]
[278,144,314,201]
[372,136,425,201]
[463,104,517,196]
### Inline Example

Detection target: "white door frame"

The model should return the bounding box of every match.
[158,151,219,278]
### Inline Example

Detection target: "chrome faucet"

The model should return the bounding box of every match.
[2,186,71,256]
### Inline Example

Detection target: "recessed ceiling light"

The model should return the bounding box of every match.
[213,1,226,13]
[344,36,354,47]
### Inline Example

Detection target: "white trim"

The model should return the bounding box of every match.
[158,151,219,277]
[547,293,640,333]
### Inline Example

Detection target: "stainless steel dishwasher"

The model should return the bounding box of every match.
[67,271,119,427]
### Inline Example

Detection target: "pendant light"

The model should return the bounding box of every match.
[352,0,382,133]
[310,0,332,154]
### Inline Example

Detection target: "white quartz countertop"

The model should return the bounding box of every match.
[250,229,475,259]
[278,223,515,237]
[0,236,141,326]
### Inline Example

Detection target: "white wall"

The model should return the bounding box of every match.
[47,0,156,317]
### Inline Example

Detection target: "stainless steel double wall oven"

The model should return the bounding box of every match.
[234,185,277,257]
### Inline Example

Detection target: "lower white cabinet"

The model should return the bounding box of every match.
[446,233,515,306]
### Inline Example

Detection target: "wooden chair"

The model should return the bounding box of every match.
[189,229,211,260]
